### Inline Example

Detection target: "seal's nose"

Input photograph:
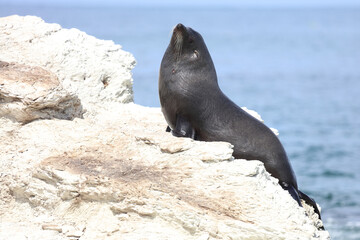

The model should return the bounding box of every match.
[176,23,184,29]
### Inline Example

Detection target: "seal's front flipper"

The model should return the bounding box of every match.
[298,190,323,221]
[280,182,302,206]
[166,126,171,132]
[172,115,196,139]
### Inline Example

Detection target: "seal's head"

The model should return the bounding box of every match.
[160,23,217,87]
[169,23,212,64]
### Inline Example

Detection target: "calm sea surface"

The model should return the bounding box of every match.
[1,4,360,239]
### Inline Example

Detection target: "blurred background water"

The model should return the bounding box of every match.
[1,1,360,239]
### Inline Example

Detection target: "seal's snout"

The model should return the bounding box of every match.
[171,23,193,58]
[173,23,185,33]
[176,23,184,29]
[171,23,187,56]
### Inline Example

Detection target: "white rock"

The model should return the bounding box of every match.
[242,106,264,122]
[42,224,63,233]
[0,16,329,240]
[0,15,135,113]
[242,106,280,136]
[0,61,83,123]
[270,127,279,136]
[0,103,328,239]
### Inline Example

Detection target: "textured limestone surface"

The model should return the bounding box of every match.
[0,61,82,123]
[0,15,135,112]
[0,103,328,240]
[0,15,329,240]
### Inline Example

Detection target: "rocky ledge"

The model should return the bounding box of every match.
[0,15,329,239]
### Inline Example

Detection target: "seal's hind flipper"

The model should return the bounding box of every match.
[280,182,302,206]
[298,190,322,220]
[280,182,324,230]
[171,115,196,139]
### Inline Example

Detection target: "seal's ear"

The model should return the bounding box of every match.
[171,115,196,140]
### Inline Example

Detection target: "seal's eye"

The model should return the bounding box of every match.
[193,50,199,58]
[189,37,194,44]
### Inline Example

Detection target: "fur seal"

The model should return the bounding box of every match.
[159,23,323,223]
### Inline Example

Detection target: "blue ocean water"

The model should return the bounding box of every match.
[1,4,360,239]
